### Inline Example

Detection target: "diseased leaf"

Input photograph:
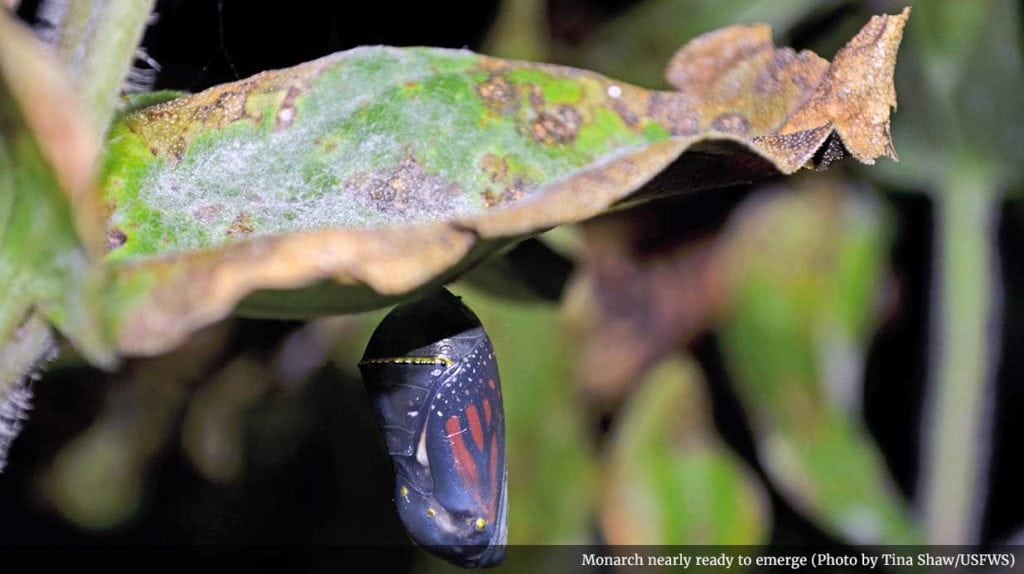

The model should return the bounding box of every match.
[99,11,909,356]
[718,178,919,544]
[602,356,769,544]
[0,12,112,371]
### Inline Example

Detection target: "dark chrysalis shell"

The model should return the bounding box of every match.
[359,289,507,568]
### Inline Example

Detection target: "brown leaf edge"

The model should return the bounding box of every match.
[109,9,909,356]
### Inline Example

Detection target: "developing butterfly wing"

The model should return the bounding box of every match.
[423,328,507,555]
[359,289,507,568]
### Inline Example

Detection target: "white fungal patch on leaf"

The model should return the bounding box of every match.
[101,46,667,262]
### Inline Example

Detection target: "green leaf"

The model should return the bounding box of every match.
[602,356,769,544]
[719,177,920,544]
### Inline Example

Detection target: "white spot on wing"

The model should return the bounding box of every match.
[416,429,429,468]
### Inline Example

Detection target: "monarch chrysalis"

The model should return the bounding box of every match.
[359,289,507,568]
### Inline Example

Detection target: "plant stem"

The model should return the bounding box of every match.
[0,314,54,472]
[48,0,155,134]
[1,313,54,401]
[921,176,1000,544]
[483,0,549,61]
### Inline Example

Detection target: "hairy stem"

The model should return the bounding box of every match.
[1,314,55,472]
[921,177,1001,544]
[0,314,53,402]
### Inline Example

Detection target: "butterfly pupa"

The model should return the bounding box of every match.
[359,289,507,568]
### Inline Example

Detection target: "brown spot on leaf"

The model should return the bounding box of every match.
[275,85,303,131]
[354,158,461,216]
[194,90,247,125]
[107,228,127,251]
[477,74,518,114]
[227,213,254,238]
[142,105,175,123]
[528,87,545,109]
[666,25,775,95]
[483,178,529,208]
[647,92,698,136]
[480,153,509,182]
[711,113,751,135]
[169,140,188,160]
[611,100,640,129]
[531,105,582,145]
[753,48,827,99]
[479,154,534,208]
[388,177,408,193]
[193,204,224,223]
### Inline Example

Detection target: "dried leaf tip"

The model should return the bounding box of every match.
[664,9,910,167]
[782,8,911,165]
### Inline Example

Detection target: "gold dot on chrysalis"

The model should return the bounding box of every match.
[475,518,487,531]
[427,508,437,518]
[400,486,408,497]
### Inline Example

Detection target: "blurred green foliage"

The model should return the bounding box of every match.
[602,357,768,545]
[719,179,917,544]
